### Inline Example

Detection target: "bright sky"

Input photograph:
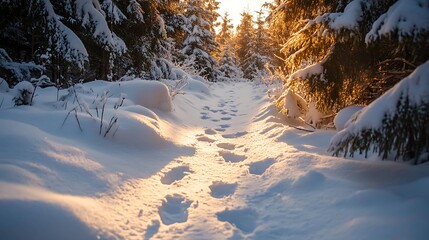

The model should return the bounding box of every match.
[218,0,273,29]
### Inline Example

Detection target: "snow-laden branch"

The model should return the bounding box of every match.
[43,0,89,68]
[366,0,429,43]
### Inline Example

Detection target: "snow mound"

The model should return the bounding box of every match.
[113,111,167,148]
[183,79,210,95]
[334,106,365,130]
[108,80,172,112]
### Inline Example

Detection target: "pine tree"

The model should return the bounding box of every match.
[241,10,273,80]
[218,45,243,81]
[181,0,219,81]
[0,0,90,85]
[217,12,242,81]
[234,11,255,79]
[216,12,234,52]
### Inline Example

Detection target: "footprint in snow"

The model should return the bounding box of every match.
[217,208,258,233]
[222,131,248,139]
[158,194,192,225]
[144,220,160,240]
[161,166,192,185]
[248,158,275,175]
[217,143,236,150]
[210,109,219,113]
[201,115,210,120]
[202,106,210,110]
[218,103,226,107]
[209,181,238,198]
[219,151,247,163]
[197,136,216,143]
[205,129,217,135]
[231,109,238,113]
[220,111,229,115]
[215,128,226,132]
[219,124,230,129]
[211,119,220,122]
[221,117,231,121]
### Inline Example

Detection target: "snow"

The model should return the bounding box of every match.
[289,61,324,81]
[0,77,9,92]
[1,78,428,239]
[73,0,127,54]
[106,80,173,112]
[282,89,308,118]
[310,0,365,31]
[43,0,89,68]
[334,105,365,130]
[366,0,429,43]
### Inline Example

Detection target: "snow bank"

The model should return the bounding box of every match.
[108,80,172,112]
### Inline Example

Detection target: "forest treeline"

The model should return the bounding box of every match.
[1,0,428,163]
[0,0,274,85]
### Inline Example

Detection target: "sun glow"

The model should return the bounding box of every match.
[217,0,273,28]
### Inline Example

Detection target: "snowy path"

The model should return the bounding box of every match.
[88,83,278,239]
[75,83,429,239]
[1,82,429,239]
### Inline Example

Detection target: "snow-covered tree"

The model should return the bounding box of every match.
[181,0,219,81]
[218,45,243,81]
[216,12,234,55]
[217,12,242,81]
[234,12,255,79]
[272,0,429,113]
[329,60,429,164]
[242,10,273,80]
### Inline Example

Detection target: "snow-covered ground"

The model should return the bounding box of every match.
[0,80,428,239]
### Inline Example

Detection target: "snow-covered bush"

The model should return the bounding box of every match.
[12,81,35,106]
[276,89,308,118]
[329,60,429,164]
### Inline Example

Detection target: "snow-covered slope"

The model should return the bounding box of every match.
[0,80,428,239]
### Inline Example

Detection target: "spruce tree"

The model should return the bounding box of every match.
[181,0,219,81]
[241,10,272,80]
[217,12,242,81]
[234,11,255,79]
